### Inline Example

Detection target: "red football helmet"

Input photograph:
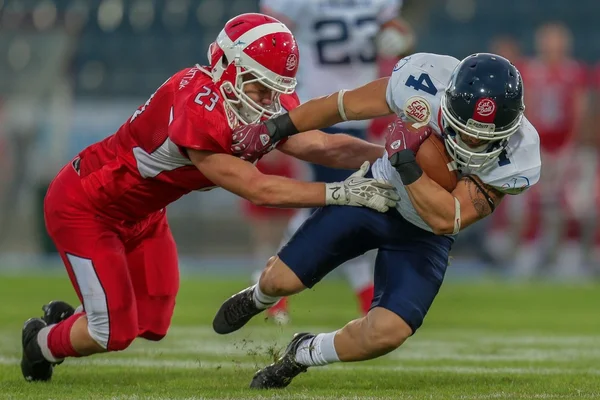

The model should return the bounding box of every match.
[203,13,299,127]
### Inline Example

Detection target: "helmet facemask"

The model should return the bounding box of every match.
[220,61,296,126]
[441,93,522,170]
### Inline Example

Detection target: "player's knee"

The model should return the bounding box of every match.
[93,307,138,352]
[109,333,137,351]
[139,331,167,342]
[365,309,412,354]
[138,299,175,342]
[260,256,305,296]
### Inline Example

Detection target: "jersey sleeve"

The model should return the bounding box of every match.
[260,0,305,24]
[377,0,403,24]
[385,53,458,116]
[474,118,541,195]
[168,100,230,154]
[385,55,414,115]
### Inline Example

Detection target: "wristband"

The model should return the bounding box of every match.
[389,149,423,185]
[265,113,299,143]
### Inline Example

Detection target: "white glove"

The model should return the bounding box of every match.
[325,161,400,213]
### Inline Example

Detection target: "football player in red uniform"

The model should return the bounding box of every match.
[20,13,398,382]
[518,22,589,273]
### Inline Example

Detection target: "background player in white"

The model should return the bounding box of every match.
[213,52,542,389]
[259,0,415,321]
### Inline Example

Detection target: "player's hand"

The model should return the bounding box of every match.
[384,117,432,157]
[325,161,399,213]
[231,122,276,162]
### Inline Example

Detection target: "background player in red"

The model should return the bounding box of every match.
[518,22,589,274]
[20,13,399,382]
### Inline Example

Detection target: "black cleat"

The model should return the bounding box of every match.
[21,318,54,382]
[250,332,314,389]
[213,286,264,334]
[42,301,75,325]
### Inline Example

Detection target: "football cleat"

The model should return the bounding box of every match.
[42,300,75,325]
[249,332,314,389]
[21,318,54,382]
[212,286,263,334]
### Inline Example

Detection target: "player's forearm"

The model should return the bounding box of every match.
[283,78,393,134]
[248,175,326,208]
[317,134,385,169]
[405,174,457,235]
[286,93,345,133]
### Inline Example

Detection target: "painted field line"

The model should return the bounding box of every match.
[1,356,599,376]
[119,341,600,362]
[47,391,600,400]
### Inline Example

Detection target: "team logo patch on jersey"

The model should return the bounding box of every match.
[404,96,431,128]
[260,134,271,146]
[473,98,497,123]
[285,54,298,71]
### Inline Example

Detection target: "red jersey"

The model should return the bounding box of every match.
[519,59,588,153]
[76,66,299,221]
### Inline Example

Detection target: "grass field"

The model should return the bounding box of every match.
[0,274,599,399]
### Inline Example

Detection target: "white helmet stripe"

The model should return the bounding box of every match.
[235,22,292,49]
[216,22,292,52]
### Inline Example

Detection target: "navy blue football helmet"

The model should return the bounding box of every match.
[440,53,525,169]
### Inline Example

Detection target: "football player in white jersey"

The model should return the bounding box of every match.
[259,0,415,321]
[213,52,541,388]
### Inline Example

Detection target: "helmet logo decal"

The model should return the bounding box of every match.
[473,98,497,123]
[285,53,298,71]
[404,96,431,128]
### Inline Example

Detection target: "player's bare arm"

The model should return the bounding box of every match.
[278,130,384,169]
[188,149,398,212]
[189,149,325,207]
[404,174,504,235]
[230,78,393,161]
[383,117,508,235]
[287,78,393,133]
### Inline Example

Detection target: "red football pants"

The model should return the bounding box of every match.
[44,162,180,351]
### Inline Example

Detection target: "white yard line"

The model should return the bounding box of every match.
[117,341,600,362]
[45,392,600,400]
[3,326,600,366]
[165,326,600,344]
[1,355,599,376]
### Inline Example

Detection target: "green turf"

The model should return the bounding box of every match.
[0,275,599,399]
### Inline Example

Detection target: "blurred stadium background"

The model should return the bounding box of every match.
[1,1,600,398]
[0,0,598,280]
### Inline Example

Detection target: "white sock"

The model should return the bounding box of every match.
[252,284,280,309]
[37,325,62,363]
[295,331,340,366]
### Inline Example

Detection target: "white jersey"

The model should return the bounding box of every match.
[372,53,542,233]
[261,0,401,129]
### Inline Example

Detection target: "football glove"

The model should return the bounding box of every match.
[325,161,399,213]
